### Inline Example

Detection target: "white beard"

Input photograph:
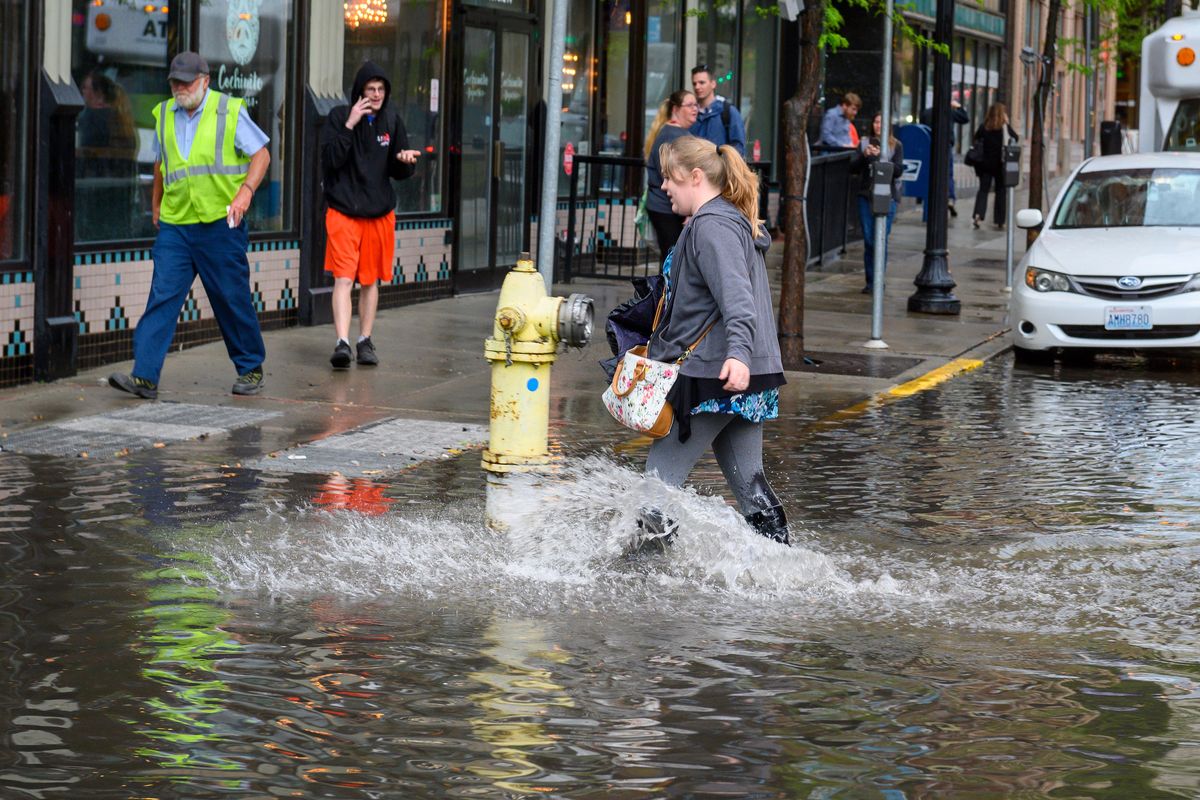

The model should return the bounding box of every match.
[174,86,206,111]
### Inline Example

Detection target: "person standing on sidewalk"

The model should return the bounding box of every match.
[819,93,861,149]
[642,136,789,547]
[689,66,746,155]
[321,61,421,369]
[644,90,699,259]
[108,52,270,400]
[971,103,1019,230]
[851,113,904,293]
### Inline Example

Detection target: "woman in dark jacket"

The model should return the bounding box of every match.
[851,113,904,293]
[971,102,1019,229]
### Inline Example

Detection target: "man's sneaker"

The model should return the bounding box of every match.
[232,368,264,396]
[356,336,379,366]
[108,372,158,400]
[330,340,352,369]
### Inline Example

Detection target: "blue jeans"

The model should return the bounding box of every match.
[133,220,265,384]
[858,196,897,288]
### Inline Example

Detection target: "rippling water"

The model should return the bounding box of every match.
[4,357,1200,798]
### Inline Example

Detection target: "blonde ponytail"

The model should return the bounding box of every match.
[660,135,762,236]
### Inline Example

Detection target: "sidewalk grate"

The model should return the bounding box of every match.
[248,417,488,478]
[796,351,924,379]
[0,403,281,458]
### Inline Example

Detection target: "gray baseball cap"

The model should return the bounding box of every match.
[168,52,210,82]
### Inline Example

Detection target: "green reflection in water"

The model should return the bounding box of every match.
[132,550,241,773]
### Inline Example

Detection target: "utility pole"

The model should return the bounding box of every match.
[907,0,961,315]
[535,0,570,287]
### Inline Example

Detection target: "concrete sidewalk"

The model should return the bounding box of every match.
[0,198,1027,463]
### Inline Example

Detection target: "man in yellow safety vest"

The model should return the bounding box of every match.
[108,51,271,400]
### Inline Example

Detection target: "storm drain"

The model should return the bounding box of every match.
[0,403,281,458]
[249,417,488,478]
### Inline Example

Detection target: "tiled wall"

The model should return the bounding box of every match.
[377,218,454,309]
[0,272,34,386]
[73,240,302,371]
[0,218,455,387]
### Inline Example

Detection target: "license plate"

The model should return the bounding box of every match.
[1105,306,1152,331]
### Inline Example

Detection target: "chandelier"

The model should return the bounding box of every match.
[344,0,388,29]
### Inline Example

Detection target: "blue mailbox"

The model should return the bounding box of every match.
[896,123,931,203]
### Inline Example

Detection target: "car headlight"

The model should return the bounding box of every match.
[1024,266,1074,293]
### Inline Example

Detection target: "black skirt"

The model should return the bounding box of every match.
[667,372,787,442]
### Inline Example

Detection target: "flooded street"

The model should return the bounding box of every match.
[4,355,1200,798]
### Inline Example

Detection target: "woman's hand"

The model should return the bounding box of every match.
[719,358,750,392]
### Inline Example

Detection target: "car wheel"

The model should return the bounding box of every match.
[1013,346,1055,365]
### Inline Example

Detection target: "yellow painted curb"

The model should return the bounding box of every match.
[886,357,985,398]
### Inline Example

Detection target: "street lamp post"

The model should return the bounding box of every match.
[908,0,961,315]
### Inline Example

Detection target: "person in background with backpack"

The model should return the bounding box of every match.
[689,65,746,155]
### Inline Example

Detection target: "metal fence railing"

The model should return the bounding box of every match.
[804,150,861,267]
[558,155,776,283]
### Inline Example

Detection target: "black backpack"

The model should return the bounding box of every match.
[720,101,736,147]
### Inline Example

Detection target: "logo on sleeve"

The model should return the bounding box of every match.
[377,132,391,147]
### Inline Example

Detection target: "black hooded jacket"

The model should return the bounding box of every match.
[322,61,416,218]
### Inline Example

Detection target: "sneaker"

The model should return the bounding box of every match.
[232,368,264,396]
[861,285,872,294]
[356,336,379,366]
[330,340,352,369]
[108,372,158,400]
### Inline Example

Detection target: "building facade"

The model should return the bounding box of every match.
[4,0,1099,389]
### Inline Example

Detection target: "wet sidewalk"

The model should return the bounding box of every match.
[0,196,1029,465]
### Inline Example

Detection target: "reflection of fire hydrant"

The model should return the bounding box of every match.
[482,252,593,473]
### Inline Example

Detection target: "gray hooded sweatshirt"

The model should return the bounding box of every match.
[647,196,783,378]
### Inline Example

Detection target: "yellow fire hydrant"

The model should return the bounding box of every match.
[482,252,592,473]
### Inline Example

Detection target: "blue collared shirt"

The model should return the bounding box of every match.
[819,106,854,148]
[152,89,269,162]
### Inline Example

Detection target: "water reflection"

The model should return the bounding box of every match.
[2,360,1200,796]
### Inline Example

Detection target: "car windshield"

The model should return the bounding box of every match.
[1052,167,1200,228]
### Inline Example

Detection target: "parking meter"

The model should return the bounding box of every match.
[1003,143,1022,188]
[870,160,895,215]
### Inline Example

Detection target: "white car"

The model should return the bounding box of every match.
[1010,152,1200,359]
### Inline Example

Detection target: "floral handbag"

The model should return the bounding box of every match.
[601,295,713,439]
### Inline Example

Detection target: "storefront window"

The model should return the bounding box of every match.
[71,1,167,244]
[198,0,296,233]
[0,1,29,261]
[694,0,737,105]
[344,0,445,214]
[602,0,630,154]
[740,0,777,166]
[645,1,683,137]
[558,0,595,196]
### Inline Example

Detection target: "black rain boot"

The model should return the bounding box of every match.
[745,506,790,545]
[631,508,678,555]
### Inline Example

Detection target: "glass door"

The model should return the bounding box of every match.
[459,26,496,281]
[455,23,531,291]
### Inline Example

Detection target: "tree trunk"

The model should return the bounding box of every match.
[778,1,825,369]
[1027,0,1061,247]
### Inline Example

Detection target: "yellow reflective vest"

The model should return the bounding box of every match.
[153,91,252,225]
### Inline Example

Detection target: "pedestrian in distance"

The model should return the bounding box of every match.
[644,90,699,260]
[321,61,421,369]
[851,113,904,294]
[971,102,1019,230]
[919,98,970,217]
[689,65,746,155]
[641,135,789,547]
[108,52,270,401]
[819,92,862,149]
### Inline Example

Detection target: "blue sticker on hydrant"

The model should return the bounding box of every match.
[527,377,539,392]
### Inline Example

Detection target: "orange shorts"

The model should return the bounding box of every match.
[324,207,396,284]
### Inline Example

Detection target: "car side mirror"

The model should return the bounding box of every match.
[1015,209,1044,229]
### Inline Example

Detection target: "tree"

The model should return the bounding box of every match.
[776,1,944,366]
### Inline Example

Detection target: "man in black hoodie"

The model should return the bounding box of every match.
[321,61,420,368]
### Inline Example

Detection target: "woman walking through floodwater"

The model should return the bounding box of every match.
[642,135,789,546]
